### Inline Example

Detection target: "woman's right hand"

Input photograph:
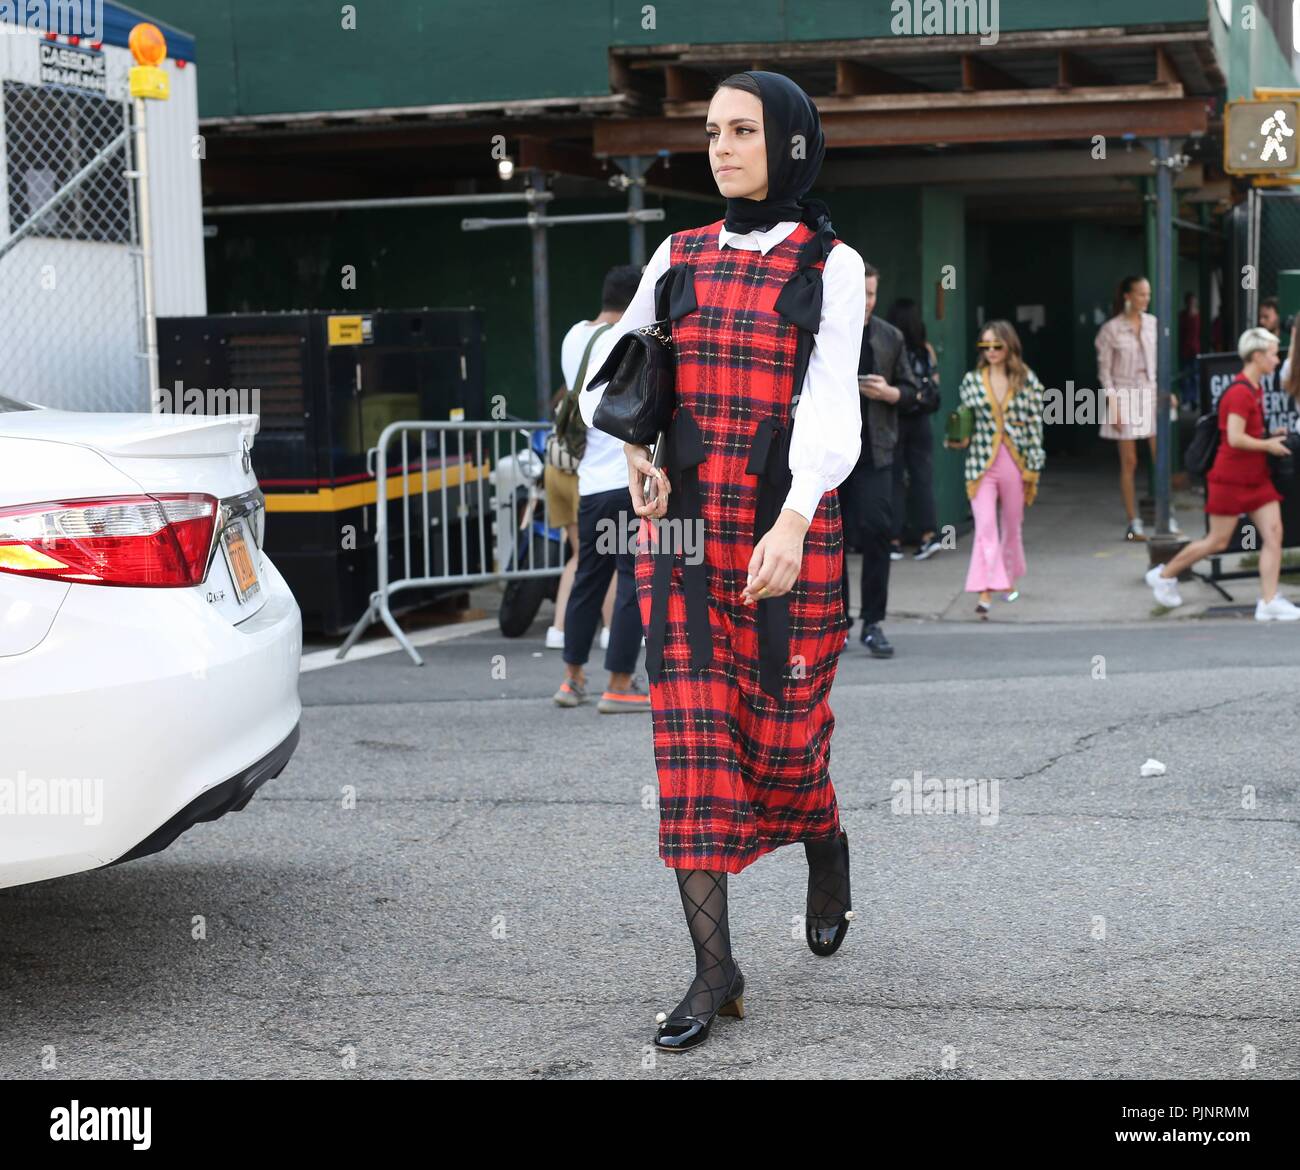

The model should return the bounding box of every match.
[626,442,669,518]
[1264,435,1291,458]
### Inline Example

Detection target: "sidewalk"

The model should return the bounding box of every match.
[442,456,1283,644]
[858,454,1281,625]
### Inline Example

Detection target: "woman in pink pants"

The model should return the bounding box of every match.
[945,321,1046,618]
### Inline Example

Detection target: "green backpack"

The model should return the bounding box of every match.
[550,322,614,469]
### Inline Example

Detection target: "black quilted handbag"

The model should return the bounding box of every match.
[588,320,675,447]
[588,262,695,447]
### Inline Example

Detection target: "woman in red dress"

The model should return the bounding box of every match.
[579,72,866,1051]
[1146,328,1300,619]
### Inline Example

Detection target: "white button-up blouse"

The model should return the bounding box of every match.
[578,220,866,523]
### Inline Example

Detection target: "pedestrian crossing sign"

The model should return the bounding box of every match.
[1225,100,1300,175]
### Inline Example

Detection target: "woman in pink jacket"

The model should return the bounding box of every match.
[1095,275,1180,541]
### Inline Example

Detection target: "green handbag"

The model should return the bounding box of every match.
[945,405,974,444]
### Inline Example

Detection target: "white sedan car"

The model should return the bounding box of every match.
[0,398,302,890]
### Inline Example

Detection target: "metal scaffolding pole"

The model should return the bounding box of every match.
[528,168,551,419]
[1153,136,1177,536]
[204,190,554,217]
[615,155,649,267]
[461,171,664,418]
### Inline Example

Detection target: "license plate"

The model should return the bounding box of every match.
[220,518,261,604]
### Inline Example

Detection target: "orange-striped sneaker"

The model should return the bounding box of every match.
[597,676,650,714]
[553,677,587,707]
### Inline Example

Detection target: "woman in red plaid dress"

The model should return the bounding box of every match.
[581,72,865,1052]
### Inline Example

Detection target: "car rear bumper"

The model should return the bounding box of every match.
[110,721,300,866]
[0,555,302,890]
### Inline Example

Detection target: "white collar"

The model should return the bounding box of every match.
[717,220,799,256]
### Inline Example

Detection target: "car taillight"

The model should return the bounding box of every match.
[0,494,218,587]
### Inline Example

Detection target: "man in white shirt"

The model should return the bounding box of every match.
[552,265,650,714]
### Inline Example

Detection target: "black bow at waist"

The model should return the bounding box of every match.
[642,408,795,701]
[745,415,795,700]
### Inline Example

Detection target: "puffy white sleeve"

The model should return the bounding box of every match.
[782,240,867,523]
[578,234,673,428]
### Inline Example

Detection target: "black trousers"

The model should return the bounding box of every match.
[891,411,938,542]
[839,459,894,628]
[563,486,643,675]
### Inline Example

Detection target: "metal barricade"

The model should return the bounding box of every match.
[335,419,570,664]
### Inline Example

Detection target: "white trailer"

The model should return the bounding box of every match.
[0,1,205,412]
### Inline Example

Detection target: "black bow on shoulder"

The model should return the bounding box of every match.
[774,200,835,335]
[654,261,699,322]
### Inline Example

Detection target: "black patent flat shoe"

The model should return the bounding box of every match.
[652,966,745,1052]
[805,829,855,957]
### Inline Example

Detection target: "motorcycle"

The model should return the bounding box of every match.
[494,424,567,637]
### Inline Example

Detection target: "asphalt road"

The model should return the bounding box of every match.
[2,617,1297,1079]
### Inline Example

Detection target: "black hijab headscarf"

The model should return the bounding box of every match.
[721,71,831,241]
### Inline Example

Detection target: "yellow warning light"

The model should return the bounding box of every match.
[129,23,167,67]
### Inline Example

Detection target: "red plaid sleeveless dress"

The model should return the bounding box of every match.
[635,219,851,875]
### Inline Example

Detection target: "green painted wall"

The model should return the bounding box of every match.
[918,187,967,527]
[144,0,1213,120]
[1212,2,1299,100]
[831,186,922,304]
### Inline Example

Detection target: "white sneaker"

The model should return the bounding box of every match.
[1169,512,1182,535]
[1255,595,1300,621]
[1145,564,1182,608]
[545,625,565,649]
[1126,517,1147,541]
[600,626,610,649]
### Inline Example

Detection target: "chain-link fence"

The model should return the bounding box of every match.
[0,75,147,411]
[1240,188,1300,340]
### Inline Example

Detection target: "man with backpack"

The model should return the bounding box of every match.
[551,265,651,713]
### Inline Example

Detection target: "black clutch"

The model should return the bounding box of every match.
[588,321,676,447]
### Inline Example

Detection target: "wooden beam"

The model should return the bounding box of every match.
[609,53,661,103]
[820,151,1201,188]
[1155,46,1183,88]
[835,58,928,96]
[612,28,1211,67]
[954,169,1203,197]
[594,98,1209,153]
[199,94,631,131]
[667,84,1186,118]
[517,136,611,182]
[206,120,599,158]
[1057,50,1113,89]
[962,54,1023,91]
[663,65,715,104]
